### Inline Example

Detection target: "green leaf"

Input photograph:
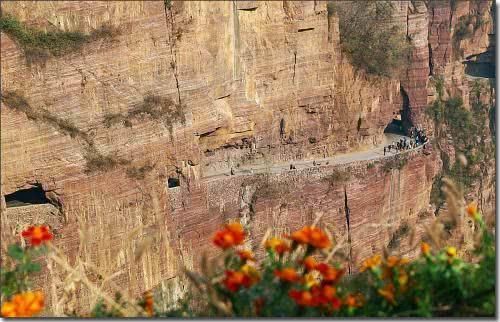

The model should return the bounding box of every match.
[23,262,41,273]
[7,244,24,261]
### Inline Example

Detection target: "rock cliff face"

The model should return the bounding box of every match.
[0,0,494,315]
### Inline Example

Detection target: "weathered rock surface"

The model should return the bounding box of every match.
[0,0,494,315]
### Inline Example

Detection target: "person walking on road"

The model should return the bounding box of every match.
[384,147,386,156]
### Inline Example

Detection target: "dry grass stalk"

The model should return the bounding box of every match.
[48,242,146,317]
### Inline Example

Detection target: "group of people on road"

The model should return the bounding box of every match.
[383,127,429,156]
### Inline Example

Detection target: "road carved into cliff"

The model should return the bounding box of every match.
[202,133,425,181]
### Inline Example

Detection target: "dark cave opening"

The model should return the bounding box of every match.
[167,177,180,188]
[5,184,50,208]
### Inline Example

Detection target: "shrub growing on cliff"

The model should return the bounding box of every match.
[1,91,83,138]
[102,95,185,135]
[83,149,130,174]
[452,12,487,59]
[427,78,495,208]
[331,1,411,77]
[0,14,119,65]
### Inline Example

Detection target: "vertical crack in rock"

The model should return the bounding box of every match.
[232,0,241,80]
[428,43,434,75]
[292,51,297,84]
[449,2,454,30]
[163,2,182,106]
[343,185,352,275]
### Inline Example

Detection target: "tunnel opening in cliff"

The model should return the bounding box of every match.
[384,86,413,135]
[5,184,51,208]
[384,114,405,135]
[167,177,180,188]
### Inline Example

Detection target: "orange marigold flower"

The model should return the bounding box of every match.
[289,226,331,249]
[345,294,356,308]
[289,289,315,307]
[302,256,318,271]
[466,202,481,221]
[421,242,431,256]
[1,291,44,317]
[466,201,477,218]
[238,250,254,261]
[378,283,396,304]
[308,228,331,249]
[265,237,290,254]
[226,222,245,236]
[274,267,300,282]
[331,296,342,310]
[223,270,251,292]
[360,254,381,272]
[212,222,245,249]
[310,285,340,308]
[386,256,409,268]
[315,263,344,283]
[142,291,154,316]
[21,226,53,246]
[321,284,337,300]
[289,227,310,244]
[345,293,364,308]
[386,256,399,268]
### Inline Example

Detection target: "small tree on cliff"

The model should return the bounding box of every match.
[330,1,411,77]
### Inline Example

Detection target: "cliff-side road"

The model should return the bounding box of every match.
[203,133,425,181]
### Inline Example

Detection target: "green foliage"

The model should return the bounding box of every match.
[332,1,411,77]
[0,14,118,65]
[427,77,495,206]
[1,206,494,317]
[1,244,45,300]
[452,12,487,58]
[159,212,494,317]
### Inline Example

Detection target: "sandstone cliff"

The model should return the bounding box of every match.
[0,0,494,315]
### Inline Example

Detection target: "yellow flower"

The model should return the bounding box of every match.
[303,272,319,288]
[360,255,381,272]
[446,246,457,258]
[241,264,260,284]
[397,269,408,290]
